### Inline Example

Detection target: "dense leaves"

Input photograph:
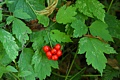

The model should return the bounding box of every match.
[90,20,113,41]
[76,0,105,22]
[32,51,58,80]
[56,5,77,24]
[50,30,72,42]
[78,37,116,74]
[105,14,120,39]
[0,0,120,80]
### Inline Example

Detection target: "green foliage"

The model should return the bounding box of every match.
[71,19,88,38]
[0,29,19,60]
[75,0,105,22]
[0,0,120,80]
[103,66,120,80]
[50,30,72,42]
[32,51,58,80]
[105,13,120,39]
[13,9,31,19]
[0,9,2,22]
[12,18,32,45]
[56,5,77,24]
[89,20,113,41]
[78,37,116,74]
[37,14,49,27]
[18,48,35,80]
[6,0,36,19]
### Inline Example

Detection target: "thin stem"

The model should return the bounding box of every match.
[52,72,71,78]
[70,67,86,80]
[10,72,21,80]
[46,30,53,48]
[82,74,101,77]
[65,52,78,80]
[107,0,114,13]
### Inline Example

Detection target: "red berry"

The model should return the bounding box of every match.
[46,51,52,59]
[54,44,61,50]
[56,50,62,57]
[52,55,58,61]
[51,48,57,54]
[43,46,50,52]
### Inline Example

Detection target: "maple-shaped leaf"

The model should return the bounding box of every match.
[18,48,35,80]
[32,50,58,80]
[78,37,116,74]
[105,14,120,39]
[50,30,72,42]
[76,0,105,22]
[56,5,77,24]
[90,20,113,41]
[0,29,19,60]
[71,19,88,38]
[12,18,32,45]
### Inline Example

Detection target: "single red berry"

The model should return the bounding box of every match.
[46,51,52,59]
[52,55,58,61]
[56,50,62,57]
[43,46,51,53]
[54,44,61,50]
[51,48,57,54]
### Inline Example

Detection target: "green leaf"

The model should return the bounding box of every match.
[0,42,12,66]
[50,30,72,43]
[12,18,32,45]
[18,48,35,80]
[6,65,18,72]
[76,0,105,22]
[71,19,88,38]
[78,37,116,74]
[103,66,120,80]
[13,9,31,19]
[37,14,49,27]
[6,16,14,25]
[105,14,120,39]
[27,0,45,11]
[30,31,45,50]
[56,5,77,24]
[0,66,7,78]
[32,51,59,80]
[90,20,113,41]
[0,29,19,60]
[7,0,36,20]
[18,71,32,77]
[0,9,2,22]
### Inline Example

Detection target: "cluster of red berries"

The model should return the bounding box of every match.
[43,44,62,61]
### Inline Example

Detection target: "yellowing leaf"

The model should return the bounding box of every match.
[56,5,77,24]
[90,20,113,41]
[78,37,116,75]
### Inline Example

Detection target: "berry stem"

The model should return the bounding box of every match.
[45,30,53,48]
